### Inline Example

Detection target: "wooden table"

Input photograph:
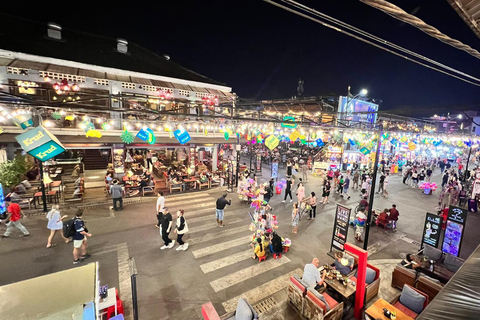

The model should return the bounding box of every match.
[184,178,197,189]
[366,298,414,320]
[325,277,356,298]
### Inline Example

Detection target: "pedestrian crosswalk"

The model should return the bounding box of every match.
[175,192,302,317]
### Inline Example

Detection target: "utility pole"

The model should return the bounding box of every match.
[363,124,383,250]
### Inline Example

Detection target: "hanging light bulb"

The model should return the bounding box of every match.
[44,76,51,82]
[71,83,80,92]
[53,82,61,91]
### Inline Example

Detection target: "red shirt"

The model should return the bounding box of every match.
[8,203,21,222]
[389,208,399,221]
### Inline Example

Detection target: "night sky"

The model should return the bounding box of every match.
[3,0,480,113]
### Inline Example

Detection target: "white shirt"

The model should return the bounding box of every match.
[156,196,165,213]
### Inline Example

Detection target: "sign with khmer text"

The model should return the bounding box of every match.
[15,126,65,161]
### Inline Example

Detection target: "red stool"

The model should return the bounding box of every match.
[283,246,289,253]
[258,255,266,262]
[273,253,282,259]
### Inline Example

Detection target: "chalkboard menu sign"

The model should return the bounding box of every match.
[330,204,352,252]
[420,212,442,248]
[442,206,468,257]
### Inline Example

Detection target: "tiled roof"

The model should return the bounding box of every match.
[0,14,226,87]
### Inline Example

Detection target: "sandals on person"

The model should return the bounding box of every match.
[46,244,57,248]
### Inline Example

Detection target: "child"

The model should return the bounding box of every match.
[292,202,299,233]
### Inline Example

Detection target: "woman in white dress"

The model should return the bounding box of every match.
[46,205,69,248]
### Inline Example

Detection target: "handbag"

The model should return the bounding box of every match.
[0,212,7,220]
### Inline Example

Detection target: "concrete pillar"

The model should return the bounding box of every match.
[212,145,218,172]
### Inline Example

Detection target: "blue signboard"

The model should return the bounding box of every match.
[136,128,156,144]
[173,128,191,145]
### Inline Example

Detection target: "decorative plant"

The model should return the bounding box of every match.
[0,155,33,188]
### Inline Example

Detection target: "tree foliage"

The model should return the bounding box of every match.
[0,155,33,188]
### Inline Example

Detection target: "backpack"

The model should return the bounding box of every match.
[63,217,76,238]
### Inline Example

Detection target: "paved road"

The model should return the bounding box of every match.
[0,167,478,319]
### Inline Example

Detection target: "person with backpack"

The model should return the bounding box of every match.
[174,209,189,251]
[72,209,92,264]
[46,205,69,248]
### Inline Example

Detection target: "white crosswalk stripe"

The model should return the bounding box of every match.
[222,268,303,313]
[188,225,249,245]
[200,250,252,274]
[191,236,251,258]
[188,217,242,234]
[209,256,291,292]
[177,193,296,316]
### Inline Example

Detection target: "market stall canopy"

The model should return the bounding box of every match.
[417,243,480,319]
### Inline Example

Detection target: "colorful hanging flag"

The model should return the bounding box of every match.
[289,130,301,142]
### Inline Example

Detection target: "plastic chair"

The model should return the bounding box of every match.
[273,253,282,259]
[258,255,266,262]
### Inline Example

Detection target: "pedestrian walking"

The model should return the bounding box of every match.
[342,176,351,199]
[282,178,293,203]
[321,180,331,204]
[376,173,385,194]
[159,207,175,250]
[72,209,92,264]
[336,175,344,195]
[2,198,29,238]
[353,170,360,189]
[301,161,309,182]
[382,175,389,198]
[110,180,125,211]
[292,202,299,233]
[303,192,318,220]
[411,170,419,188]
[296,182,305,204]
[146,150,153,169]
[174,209,189,251]
[46,205,69,248]
[216,193,231,227]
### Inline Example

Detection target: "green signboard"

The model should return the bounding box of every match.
[15,126,66,161]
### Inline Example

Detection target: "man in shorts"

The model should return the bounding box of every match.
[73,209,92,264]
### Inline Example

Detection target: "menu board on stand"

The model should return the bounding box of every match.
[420,212,442,249]
[113,147,125,177]
[330,204,352,253]
[442,206,468,257]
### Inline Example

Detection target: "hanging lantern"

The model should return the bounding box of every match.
[408,141,417,150]
[265,135,280,150]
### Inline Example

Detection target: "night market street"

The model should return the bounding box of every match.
[1,166,478,319]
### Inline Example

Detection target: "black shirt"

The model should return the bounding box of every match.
[271,234,283,253]
[419,173,426,181]
[161,213,172,231]
[379,175,385,183]
[216,197,231,210]
[286,180,292,191]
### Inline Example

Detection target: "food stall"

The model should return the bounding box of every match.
[342,150,365,170]
[325,146,343,169]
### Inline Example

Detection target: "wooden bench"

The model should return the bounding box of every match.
[167,180,182,193]
[6,193,33,209]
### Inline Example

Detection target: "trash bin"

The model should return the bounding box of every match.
[468,199,477,212]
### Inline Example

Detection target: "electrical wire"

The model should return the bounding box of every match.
[358,0,480,60]
[281,0,480,84]
[263,0,480,87]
